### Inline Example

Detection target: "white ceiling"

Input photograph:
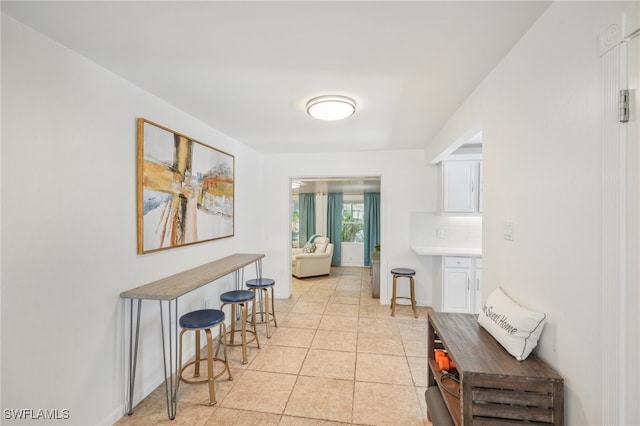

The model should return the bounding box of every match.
[2,1,551,155]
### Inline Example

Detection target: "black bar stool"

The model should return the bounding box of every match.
[219,289,260,364]
[390,268,417,318]
[178,309,232,406]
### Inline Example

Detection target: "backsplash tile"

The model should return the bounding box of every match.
[410,212,482,248]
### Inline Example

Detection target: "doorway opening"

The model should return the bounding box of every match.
[290,176,381,269]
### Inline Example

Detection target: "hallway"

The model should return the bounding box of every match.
[115,266,433,425]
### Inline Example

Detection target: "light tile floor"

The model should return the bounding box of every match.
[115,266,433,426]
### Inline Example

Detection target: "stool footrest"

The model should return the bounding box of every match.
[248,312,277,324]
[222,328,260,348]
[180,357,233,384]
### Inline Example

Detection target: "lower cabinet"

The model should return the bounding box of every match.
[441,256,482,313]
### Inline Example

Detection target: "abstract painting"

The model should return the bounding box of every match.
[137,118,234,254]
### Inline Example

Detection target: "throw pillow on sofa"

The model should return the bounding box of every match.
[314,237,329,254]
[302,242,316,253]
[477,287,546,361]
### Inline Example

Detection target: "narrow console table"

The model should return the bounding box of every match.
[120,253,265,420]
[426,312,564,425]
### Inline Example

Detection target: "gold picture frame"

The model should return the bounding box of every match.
[137,118,234,254]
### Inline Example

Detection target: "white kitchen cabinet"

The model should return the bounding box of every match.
[443,268,471,313]
[442,256,482,313]
[442,160,482,213]
[474,257,483,313]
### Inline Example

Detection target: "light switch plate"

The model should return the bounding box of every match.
[503,221,515,241]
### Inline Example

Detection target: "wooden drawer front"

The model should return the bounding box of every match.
[474,257,482,268]
[472,388,553,408]
[471,403,553,424]
[468,375,556,393]
[444,257,472,268]
[465,376,563,425]
[471,390,554,423]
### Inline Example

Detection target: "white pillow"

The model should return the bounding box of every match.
[314,237,329,253]
[477,287,546,361]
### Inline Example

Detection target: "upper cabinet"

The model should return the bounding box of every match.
[442,160,482,214]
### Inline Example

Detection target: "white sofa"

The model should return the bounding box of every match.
[292,236,334,278]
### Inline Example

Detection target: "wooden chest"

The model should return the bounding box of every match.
[426,312,564,425]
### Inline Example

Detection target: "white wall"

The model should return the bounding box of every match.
[428,2,637,424]
[341,243,365,267]
[262,151,438,306]
[1,15,264,425]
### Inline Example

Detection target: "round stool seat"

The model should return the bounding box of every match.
[180,309,225,329]
[220,290,255,303]
[391,268,415,276]
[246,278,275,287]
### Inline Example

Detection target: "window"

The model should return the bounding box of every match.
[342,202,364,242]
[291,201,299,246]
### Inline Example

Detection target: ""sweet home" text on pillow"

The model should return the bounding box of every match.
[477,287,546,361]
[481,305,518,335]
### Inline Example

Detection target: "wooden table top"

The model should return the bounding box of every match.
[120,253,265,301]
[429,312,563,380]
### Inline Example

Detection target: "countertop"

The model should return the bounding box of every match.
[411,246,482,256]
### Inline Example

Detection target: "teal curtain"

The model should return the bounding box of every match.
[299,193,315,245]
[327,193,343,266]
[364,192,380,266]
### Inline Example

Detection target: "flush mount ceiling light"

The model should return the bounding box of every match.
[306,95,356,121]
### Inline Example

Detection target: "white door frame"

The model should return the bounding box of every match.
[600,9,640,425]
